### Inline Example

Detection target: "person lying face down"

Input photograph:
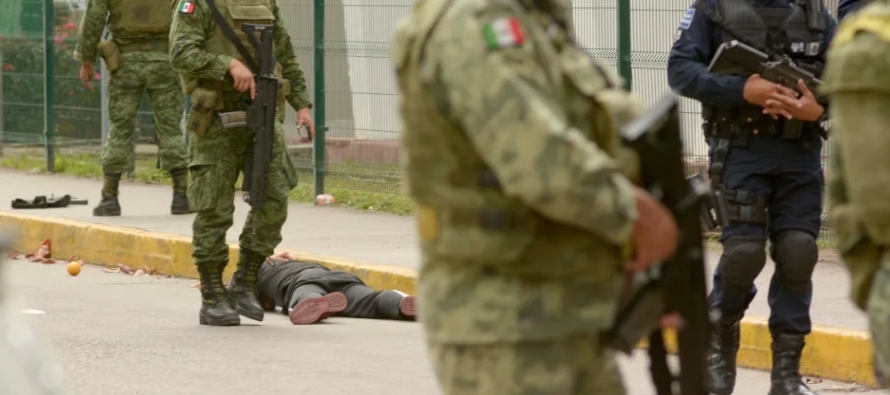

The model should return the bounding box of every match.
[257,252,417,325]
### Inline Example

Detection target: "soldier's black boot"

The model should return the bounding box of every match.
[227,249,265,322]
[705,312,742,395]
[170,168,190,215]
[198,263,240,326]
[93,173,122,217]
[768,334,816,395]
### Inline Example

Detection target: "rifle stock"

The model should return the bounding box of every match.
[607,94,711,395]
[240,23,278,210]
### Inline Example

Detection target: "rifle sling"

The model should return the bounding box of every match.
[204,0,261,74]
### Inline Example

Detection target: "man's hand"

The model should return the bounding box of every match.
[763,79,825,122]
[228,59,256,98]
[80,62,94,90]
[743,74,798,108]
[296,107,315,142]
[624,187,680,273]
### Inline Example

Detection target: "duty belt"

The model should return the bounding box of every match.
[118,39,169,54]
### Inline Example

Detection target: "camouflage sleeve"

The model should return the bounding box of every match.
[827,138,848,210]
[429,9,638,245]
[272,4,312,111]
[73,0,109,63]
[168,0,233,81]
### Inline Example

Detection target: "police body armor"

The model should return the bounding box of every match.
[705,0,825,226]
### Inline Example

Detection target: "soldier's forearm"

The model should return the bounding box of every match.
[169,41,233,81]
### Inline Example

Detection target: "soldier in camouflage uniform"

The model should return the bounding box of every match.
[75,0,191,216]
[392,0,681,393]
[169,0,314,326]
[822,0,890,387]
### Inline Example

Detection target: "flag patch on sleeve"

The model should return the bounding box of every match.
[483,17,526,49]
[179,1,195,14]
[678,8,695,30]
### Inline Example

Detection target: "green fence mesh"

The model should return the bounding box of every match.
[0,0,842,238]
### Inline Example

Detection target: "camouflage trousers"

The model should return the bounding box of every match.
[102,53,187,173]
[868,254,890,387]
[428,333,625,395]
[187,117,298,267]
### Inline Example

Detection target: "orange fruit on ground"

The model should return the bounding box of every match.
[67,261,81,276]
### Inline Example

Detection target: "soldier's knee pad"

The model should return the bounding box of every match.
[771,230,818,292]
[721,236,767,288]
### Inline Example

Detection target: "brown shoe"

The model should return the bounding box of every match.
[399,296,416,318]
[289,292,347,325]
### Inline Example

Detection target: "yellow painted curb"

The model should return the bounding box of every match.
[0,211,878,388]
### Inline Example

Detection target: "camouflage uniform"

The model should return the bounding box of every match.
[393,0,644,393]
[169,0,308,326]
[74,0,190,216]
[822,0,890,386]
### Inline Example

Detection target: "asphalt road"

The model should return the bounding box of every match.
[0,260,879,395]
[0,169,868,331]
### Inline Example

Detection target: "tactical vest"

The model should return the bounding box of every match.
[107,0,172,51]
[704,0,824,135]
[393,0,642,276]
[179,0,287,96]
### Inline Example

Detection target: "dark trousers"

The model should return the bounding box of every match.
[288,283,409,321]
[707,132,823,335]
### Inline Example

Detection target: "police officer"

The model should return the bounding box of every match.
[667,1,836,394]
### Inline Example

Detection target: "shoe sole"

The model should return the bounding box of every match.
[171,209,191,215]
[399,296,416,318]
[199,313,241,326]
[289,292,347,325]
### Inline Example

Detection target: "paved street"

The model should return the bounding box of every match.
[2,260,880,395]
[0,169,869,331]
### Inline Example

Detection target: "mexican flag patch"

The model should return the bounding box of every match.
[483,17,526,49]
[179,1,195,14]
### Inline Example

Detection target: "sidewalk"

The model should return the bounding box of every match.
[0,169,866,330]
[0,168,878,387]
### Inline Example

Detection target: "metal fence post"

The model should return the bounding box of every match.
[43,0,56,172]
[617,0,632,91]
[312,0,327,200]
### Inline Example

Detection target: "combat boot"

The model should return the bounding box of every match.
[767,334,816,395]
[227,249,265,322]
[197,263,240,326]
[705,312,742,395]
[93,173,122,217]
[169,168,190,215]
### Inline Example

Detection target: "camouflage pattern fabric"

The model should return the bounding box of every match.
[74,0,188,175]
[822,0,890,385]
[393,0,642,393]
[428,333,623,395]
[170,0,304,266]
[187,121,296,265]
[102,53,188,174]
[74,0,171,64]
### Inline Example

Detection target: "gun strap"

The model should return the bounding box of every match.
[204,0,260,73]
[694,0,777,57]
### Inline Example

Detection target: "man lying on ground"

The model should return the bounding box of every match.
[256,252,417,325]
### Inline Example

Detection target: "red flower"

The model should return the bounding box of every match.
[2,63,12,71]
[67,90,74,96]
[93,72,100,80]
[64,22,76,31]
[53,36,61,44]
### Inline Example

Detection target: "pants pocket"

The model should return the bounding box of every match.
[188,163,219,212]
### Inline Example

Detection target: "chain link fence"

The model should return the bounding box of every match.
[0,0,841,239]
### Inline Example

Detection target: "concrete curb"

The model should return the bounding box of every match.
[0,212,878,388]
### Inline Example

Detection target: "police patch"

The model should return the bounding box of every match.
[679,8,695,30]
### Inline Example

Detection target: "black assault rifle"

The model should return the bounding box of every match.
[708,39,827,140]
[204,0,279,211]
[239,23,278,210]
[607,94,712,395]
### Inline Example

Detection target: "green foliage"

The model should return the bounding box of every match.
[1,21,102,143]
